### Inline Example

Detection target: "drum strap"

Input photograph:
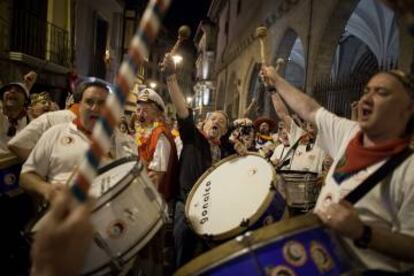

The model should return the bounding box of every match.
[344,147,413,204]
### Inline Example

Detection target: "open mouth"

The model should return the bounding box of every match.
[89,115,99,121]
[360,105,373,120]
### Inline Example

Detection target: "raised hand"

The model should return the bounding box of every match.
[31,187,95,276]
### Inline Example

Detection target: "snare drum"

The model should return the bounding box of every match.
[31,157,168,275]
[278,170,320,213]
[175,214,352,276]
[186,153,286,241]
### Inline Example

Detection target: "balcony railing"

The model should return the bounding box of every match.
[9,9,70,67]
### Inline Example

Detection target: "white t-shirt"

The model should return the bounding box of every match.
[21,122,137,185]
[0,112,29,154]
[314,107,414,272]
[8,109,76,151]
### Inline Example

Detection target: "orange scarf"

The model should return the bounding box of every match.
[333,131,410,183]
[69,103,80,117]
[72,117,91,138]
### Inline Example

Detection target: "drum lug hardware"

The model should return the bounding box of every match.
[240,218,250,228]
[93,232,123,273]
[144,186,156,201]
[235,231,253,244]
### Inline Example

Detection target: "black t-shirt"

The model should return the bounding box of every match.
[177,111,234,201]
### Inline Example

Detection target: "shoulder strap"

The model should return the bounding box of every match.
[344,148,413,204]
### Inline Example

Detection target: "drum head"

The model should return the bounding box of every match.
[89,157,137,198]
[186,154,275,239]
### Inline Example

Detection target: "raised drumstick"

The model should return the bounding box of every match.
[170,25,191,55]
[255,26,268,65]
[160,25,191,72]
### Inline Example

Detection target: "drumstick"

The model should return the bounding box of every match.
[255,26,268,65]
[170,25,191,55]
[160,25,191,72]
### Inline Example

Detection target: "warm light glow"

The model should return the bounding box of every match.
[149,81,157,89]
[172,55,183,65]
[186,96,193,104]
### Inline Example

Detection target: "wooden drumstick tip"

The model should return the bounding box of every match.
[276,58,285,66]
[255,26,267,39]
[178,25,191,39]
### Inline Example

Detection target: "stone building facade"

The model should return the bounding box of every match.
[202,0,414,120]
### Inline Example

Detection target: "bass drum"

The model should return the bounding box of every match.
[175,214,353,276]
[31,157,168,275]
[186,153,286,241]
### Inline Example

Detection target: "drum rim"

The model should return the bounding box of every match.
[185,152,278,240]
[277,169,318,176]
[174,214,321,276]
[0,153,20,169]
[82,214,164,275]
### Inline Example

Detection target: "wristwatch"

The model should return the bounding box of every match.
[353,224,372,249]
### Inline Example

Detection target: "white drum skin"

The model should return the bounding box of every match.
[186,153,285,240]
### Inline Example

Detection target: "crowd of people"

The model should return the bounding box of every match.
[1,2,414,275]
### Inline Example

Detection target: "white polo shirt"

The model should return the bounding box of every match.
[314,107,414,272]
[21,122,137,185]
[8,109,76,151]
[0,112,29,154]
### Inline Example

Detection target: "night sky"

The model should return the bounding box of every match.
[163,0,212,39]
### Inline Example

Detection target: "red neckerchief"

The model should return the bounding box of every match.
[73,117,92,138]
[335,131,410,174]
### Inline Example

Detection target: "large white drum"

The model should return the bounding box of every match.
[185,153,286,241]
[31,157,167,275]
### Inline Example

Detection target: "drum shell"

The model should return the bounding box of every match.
[0,153,22,195]
[175,214,353,276]
[30,159,167,276]
[278,170,320,211]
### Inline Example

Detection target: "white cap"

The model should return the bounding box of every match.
[137,88,166,112]
[0,82,30,100]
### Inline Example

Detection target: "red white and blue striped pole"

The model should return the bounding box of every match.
[70,0,172,202]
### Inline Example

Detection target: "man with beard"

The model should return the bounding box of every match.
[161,53,234,267]
[135,87,178,202]
[253,116,276,157]
[20,78,135,201]
[132,88,178,276]
[262,66,414,273]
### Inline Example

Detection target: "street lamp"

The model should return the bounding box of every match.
[149,81,157,89]
[172,54,183,65]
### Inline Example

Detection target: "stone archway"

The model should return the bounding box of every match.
[311,0,361,82]
[274,28,306,89]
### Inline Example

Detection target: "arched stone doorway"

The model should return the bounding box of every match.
[314,0,399,118]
